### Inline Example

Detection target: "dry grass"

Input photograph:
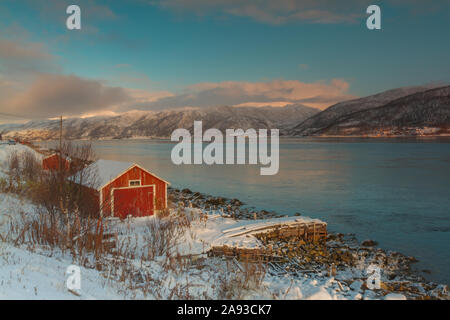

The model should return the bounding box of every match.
[216,258,268,299]
[3,209,109,268]
[2,194,269,299]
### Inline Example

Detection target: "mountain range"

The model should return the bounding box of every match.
[290,85,449,136]
[0,104,318,140]
[1,84,449,140]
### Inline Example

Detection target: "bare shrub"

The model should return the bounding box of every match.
[5,209,108,266]
[156,208,171,219]
[31,142,100,220]
[217,259,267,299]
[143,216,186,261]
[7,151,20,173]
[6,151,20,191]
[21,150,42,182]
[0,177,7,193]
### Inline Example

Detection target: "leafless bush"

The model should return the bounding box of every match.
[21,150,42,182]
[7,151,20,173]
[30,142,100,220]
[5,209,108,266]
[143,216,187,261]
[1,150,38,194]
[156,208,171,219]
[6,151,20,190]
[217,259,267,299]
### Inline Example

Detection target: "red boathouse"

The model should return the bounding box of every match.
[73,160,169,219]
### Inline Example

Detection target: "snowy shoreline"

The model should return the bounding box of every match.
[0,143,448,300]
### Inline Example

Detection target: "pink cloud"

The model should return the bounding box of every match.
[147,79,355,110]
[151,0,449,25]
[151,0,371,24]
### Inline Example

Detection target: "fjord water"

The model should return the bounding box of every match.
[49,138,450,284]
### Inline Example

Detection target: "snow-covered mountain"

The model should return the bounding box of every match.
[289,86,450,136]
[1,104,319,140]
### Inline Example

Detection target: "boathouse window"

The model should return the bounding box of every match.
[129,180,141,186]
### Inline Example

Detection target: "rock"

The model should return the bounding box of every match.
[193,192,204,199]
[231,198,244,206]
[350,280,364,291]
[384,293,407,300]
[182,188,192,194]
[363,290,378,300]
[361,239,378,247]
[294,212,302,216]
[205,197,227,206]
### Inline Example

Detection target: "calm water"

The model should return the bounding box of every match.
[40,138,450,284]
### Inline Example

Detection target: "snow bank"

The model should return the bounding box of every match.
[0,194,421,300]
[0,244,125,300]
[107,211,326,257]
[0,143,43,174]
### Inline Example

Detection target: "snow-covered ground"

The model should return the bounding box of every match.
[0,192,409,300]
[0,143,43,179]
[0,244,126,300]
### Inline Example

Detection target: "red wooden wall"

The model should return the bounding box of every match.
[113,186,154,219]
[42,154,70,171]
[100,165,167,217]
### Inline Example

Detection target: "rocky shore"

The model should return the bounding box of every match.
[168,187,449,300]
[168,187,282,220]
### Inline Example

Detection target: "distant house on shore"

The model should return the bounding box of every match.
[42,153,71,171]
[71,160,169,219]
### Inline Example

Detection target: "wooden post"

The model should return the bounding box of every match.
[59,115,63,172]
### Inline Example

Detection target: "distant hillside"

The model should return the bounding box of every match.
[291,86,450,137]
[291,85,442,136]
[1,104,319,141]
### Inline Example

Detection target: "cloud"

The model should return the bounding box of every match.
[140,79,355,110]
[1,74,352,120]
[150,0,450,25]
[0,39,52,61]
[151,0,370,24]
[0,37,139,120]
[0,38,61,75]
[0,74,132,118]
[0,38,354,121]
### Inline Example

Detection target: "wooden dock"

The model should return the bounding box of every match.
[208,219,327,262]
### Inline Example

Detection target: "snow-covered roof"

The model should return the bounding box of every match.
[69,159,169,191]
[94,160,135,189]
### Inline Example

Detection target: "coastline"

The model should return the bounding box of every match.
[2,141,448,299]
[168,186,450,292]
[7,132,450,143]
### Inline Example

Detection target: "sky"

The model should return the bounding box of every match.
[0,0,449,122]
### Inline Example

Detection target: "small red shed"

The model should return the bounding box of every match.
[73,160,169,219]
[42,153,71,171]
